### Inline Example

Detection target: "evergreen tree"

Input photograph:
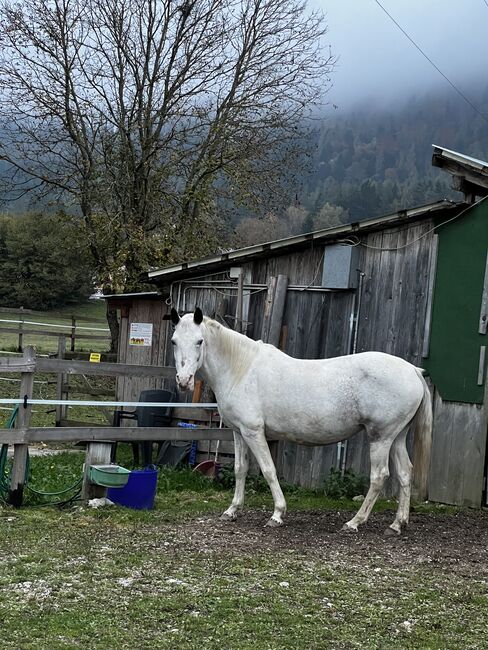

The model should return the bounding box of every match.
[0,213,95,310]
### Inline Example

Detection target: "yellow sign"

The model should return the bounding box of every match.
[89,353,101,363]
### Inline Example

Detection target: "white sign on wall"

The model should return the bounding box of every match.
[129,322,153,347]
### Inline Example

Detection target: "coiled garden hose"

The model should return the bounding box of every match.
[0,406,83,506]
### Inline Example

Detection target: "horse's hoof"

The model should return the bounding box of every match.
[341,523,358,533]
[265,517,283,528]
[220,512,237,522]
[384,526,401,537]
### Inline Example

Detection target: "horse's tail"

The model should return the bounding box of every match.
[411,369,433,501]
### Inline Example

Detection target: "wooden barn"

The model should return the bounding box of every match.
[106,146,488,508]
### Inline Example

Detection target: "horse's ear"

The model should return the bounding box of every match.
[194,307,203,325]
[170,308,180,326]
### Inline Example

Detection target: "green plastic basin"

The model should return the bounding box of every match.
[88,464,131,488]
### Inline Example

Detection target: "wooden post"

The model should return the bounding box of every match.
[70,315,76,352]
[262,276,277,343]
[18,306,24,352]
[8,346,36,507]
[261,275,288,466]
[81,442,113,501]
[55,336,67,426]
[236,271,244,333]
[262,275,288,346]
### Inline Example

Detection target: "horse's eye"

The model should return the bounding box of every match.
[196,339,203,346]
[171,340,176,346]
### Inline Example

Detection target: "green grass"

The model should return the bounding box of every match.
[0,460,484,649]
[0,370,115,429]
[0,301,115,428]
[0,300,109,355]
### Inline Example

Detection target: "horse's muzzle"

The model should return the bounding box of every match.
[176,374,194,392]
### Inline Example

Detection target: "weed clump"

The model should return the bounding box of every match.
[323,468,368,500]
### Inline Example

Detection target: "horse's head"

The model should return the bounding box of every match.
[170,307,205,392]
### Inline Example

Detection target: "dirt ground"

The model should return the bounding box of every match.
[171,507,488,579]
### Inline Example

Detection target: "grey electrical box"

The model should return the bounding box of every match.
[321,244,359,289]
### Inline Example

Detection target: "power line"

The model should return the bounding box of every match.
[373,0,488,124]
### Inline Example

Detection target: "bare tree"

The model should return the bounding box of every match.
[0,0,334,295]
[234,204,309,246]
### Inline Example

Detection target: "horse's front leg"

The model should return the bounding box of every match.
[221,431,249,521]
[241,427,286,527]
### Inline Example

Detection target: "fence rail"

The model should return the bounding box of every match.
[0,306,108,323]
[0,346,234,506]
[0,426,233,445]
[0,326,109,341]
[0,307,111,352]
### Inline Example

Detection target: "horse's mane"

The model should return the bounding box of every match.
[203,317,260,387]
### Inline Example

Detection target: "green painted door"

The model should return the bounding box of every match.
[425,201,488,404]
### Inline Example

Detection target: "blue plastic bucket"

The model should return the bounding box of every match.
[107,467,158,510]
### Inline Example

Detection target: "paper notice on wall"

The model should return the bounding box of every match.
[129,322,153,346]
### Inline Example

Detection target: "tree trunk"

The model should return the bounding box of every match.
[106,305,119,354]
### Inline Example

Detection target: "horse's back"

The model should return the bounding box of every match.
[248,349,423,442]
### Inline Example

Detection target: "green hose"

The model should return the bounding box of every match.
[0,406,82,505]
[0,406,19,501]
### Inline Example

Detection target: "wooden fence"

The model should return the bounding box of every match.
[0,306,111,352]
[0,346,233,506]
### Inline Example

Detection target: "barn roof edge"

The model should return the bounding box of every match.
[146,199,460,284]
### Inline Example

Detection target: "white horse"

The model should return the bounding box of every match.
[170,308,432,535]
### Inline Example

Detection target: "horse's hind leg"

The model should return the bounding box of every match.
[343,438,392,533]
[386,428,412,536]
[221,431,249,521]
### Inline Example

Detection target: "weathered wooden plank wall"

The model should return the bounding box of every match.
[428,388,487,507]
[117,298,174,410]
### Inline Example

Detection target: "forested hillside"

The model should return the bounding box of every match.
[302,86,488,221]
[234,86,488,244]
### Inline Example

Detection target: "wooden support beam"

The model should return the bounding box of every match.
[8,346,35,507]
[55,336,67,427]
[0,326,109,341]
[70,316,76,352]
[0,426,235,444]
[81,442,113,501]
[236,270,244,333]
[0,357,36,372]
[261,275,288,466]
[18,306,24,352]
[262,275,288,346]
[37,357,175,378]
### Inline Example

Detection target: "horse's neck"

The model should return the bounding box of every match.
[201,320,258,396]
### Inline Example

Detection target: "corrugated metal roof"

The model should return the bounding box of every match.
[147,199,458,282]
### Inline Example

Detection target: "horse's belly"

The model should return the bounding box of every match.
[266,427,361,446]
[264,411,362,446]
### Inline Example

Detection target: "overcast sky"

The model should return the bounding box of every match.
[311,0,488,111]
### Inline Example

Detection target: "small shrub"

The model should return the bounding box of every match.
[218,463,301,495]
[218,463,271,493]
[323,467,368,500]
